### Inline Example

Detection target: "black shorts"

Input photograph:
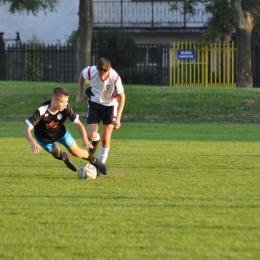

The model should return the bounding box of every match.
[87,100,116,125]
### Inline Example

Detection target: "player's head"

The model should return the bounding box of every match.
[97,57,111,80]
[51,87,70,111]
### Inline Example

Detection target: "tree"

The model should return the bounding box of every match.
[231,0,253,87]
[1,0,94,81]
[171,0,260,87]
[0,0,59,15]
[76,0,93,79]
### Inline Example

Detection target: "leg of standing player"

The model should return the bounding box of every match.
[87,123,101,154]
[96,104,117,163]
[98,124,114,163]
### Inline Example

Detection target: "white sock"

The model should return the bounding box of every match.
[98,146,110,164]
[93,132,100,142]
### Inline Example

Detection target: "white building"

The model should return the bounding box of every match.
[0,0,209,45]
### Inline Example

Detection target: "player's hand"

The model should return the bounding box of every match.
[76,95,84,105]
[113,119,121,130]
[82,140,93,149]
[30,143,41,154]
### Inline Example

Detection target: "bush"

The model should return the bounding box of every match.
[92,29,137,70]
[119,67,155,85]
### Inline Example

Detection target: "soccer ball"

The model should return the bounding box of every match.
[78,164,97,179]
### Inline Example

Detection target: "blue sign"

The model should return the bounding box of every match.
[177,50,196,60]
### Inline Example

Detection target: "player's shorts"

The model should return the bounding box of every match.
[87,100,117,125]
[34,129,75,153]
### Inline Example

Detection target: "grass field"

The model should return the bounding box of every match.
[1,82,260,259]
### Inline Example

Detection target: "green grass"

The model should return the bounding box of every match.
[1,82,260,259]
[2,81,260,123]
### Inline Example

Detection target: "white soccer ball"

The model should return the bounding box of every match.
[78,164,97,179]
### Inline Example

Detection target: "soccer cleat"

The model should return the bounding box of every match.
[91,159,107,175]
[62,152,78,172]
[89,132,100,154]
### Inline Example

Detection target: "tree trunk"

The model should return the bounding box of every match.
[231,0,253,87]
[76,0,93,80]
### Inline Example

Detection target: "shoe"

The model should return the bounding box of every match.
[89,132,100,154]
[92,159,107,175]
[62,152,78,172]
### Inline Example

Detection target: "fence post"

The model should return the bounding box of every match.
[0,32,5,80]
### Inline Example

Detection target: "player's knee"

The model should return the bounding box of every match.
[88,132,98,141]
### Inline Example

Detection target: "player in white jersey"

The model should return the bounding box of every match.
[76,57,126,164]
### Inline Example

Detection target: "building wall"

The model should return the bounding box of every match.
[131,32,204,45]
[0,0,206,45]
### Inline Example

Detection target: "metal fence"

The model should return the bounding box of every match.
[2,44,76,82]
[2,40,260,87]
[93,0,210,29]
[169,41,236,88]
[0,43,170,85]
[252,39,260,87]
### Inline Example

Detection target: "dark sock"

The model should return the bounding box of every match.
[53,151,64,160]
[83,153,96,164]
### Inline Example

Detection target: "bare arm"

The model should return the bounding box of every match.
[75,119,93,148]
[76,71,85,104]
[114,92,126,130]
[23,125,42,154]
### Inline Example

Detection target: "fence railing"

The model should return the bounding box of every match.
[169,41,236,88]
[93,0,210,29]
[3,41,260,87]
[252,39,260,88]
[2,44,76,82]
[0,43,170,85]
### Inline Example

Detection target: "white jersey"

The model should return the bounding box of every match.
[82,66,124,106]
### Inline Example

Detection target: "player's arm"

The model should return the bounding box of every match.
[75,119,93,148]
[114,92,125,130]
[23,125,42,154]
[76,71,85,105]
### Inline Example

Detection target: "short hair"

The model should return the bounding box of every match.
[97,57,111,72]
[52,87,70,98]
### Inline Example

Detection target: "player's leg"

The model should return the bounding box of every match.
[98,105,117,163]
[98,124,113,163]
[67,143,107,174]
[59,130,107,174]
[51,145,78,172]
[87,123,100,154]
[87,100,102,154]
[34,133,78,172]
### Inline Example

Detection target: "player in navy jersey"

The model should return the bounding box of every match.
[23,87,107,175]
[76,57,126,164]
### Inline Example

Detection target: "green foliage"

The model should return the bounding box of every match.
[0,0,59,15]
[26,44,48,81]
[170,0,260,41]
[92,29,137,70]
[203,1,233,41]
[65,30,77,47]
[119,67,155,85]
[66,29,137,70]
[250,0,260,38]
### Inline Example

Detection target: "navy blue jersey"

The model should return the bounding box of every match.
[25,100,79,143]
